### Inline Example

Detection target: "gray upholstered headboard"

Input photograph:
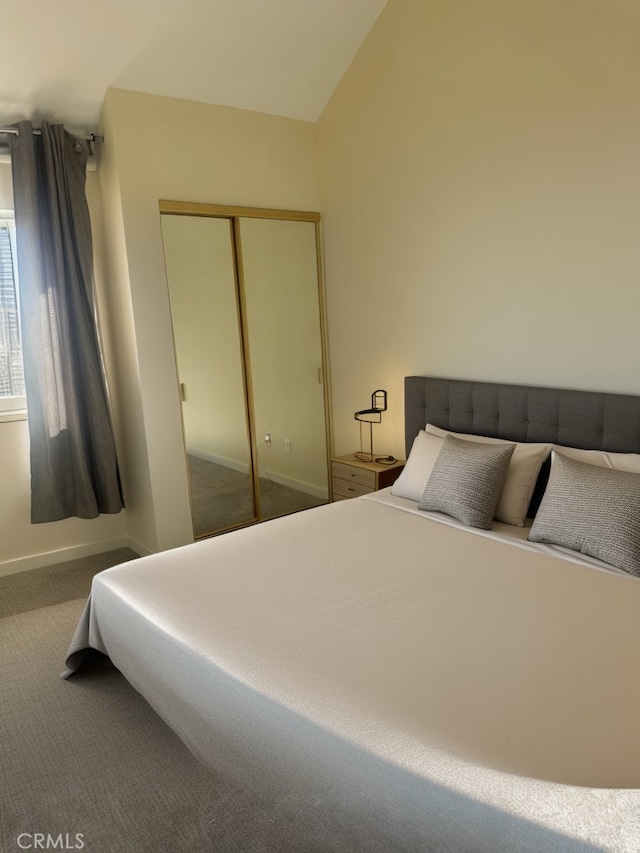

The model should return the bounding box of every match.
[405,376,640,457]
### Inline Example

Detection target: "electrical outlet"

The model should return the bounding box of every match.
[265,434,271,447]
[284,438,292,453]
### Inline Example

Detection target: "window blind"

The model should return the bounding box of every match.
[0,220,25,398]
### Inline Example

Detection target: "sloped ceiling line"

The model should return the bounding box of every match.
[0,0,387,131]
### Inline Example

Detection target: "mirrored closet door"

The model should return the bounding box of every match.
[160,202,332,539]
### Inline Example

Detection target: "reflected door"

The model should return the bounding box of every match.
[161,214,256,536]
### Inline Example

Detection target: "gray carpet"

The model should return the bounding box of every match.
[0,548,138,619]
[188,455,326,537]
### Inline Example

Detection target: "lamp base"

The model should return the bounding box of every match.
[353,451,397,465]
[375,455,397,465]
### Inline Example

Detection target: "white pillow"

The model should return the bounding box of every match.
[552,445,640,474]
[392,424,552,526]
[391,431,443,502]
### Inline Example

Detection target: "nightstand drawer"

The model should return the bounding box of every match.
[332,478,374,499]
[331,461,376,489]
[330,454,405,502]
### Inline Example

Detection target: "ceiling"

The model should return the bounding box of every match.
[0,0,387,133]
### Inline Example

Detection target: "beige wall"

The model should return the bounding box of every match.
[0,162,12,208]
[93,97,158,558]
[317,0,640,461]
[101,88,321,552]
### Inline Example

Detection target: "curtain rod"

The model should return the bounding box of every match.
[0,127,103,142]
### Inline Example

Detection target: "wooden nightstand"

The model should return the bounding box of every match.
[331,454,405,501]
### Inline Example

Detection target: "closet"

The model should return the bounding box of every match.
[160,201,332,538]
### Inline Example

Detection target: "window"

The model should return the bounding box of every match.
[0,213,26,413]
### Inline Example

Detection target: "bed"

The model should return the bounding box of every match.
[64,376,640,852]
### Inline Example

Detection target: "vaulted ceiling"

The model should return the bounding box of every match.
[0,0,387,132]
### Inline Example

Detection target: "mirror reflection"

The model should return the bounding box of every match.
[161,205,330,539]
[161,214,256,534]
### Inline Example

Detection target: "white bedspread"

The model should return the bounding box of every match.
[64,493,640,852]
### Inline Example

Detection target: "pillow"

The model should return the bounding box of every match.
[552,444,640,474]
[391,430,445,502]
[425,424,552,526]
[418,434,515,530]
[528,451,640,577]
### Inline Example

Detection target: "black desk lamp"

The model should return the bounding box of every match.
[354,390,396,464]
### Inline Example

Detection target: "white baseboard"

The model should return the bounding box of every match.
[0,535,139,578]
[125,536,154,559]
[263,469,328,501]
[187,446,250,475]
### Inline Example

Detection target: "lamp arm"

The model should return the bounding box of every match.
[354,407,382,423]
[371,389,387,412]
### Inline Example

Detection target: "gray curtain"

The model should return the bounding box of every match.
[10,121,124,522]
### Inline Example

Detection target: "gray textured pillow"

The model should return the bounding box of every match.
[418,434,515,529]
[528,452,640,577]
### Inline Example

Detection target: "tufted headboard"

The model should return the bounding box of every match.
[405,376,640,457]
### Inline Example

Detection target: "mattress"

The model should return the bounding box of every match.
[64,491,640,852]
